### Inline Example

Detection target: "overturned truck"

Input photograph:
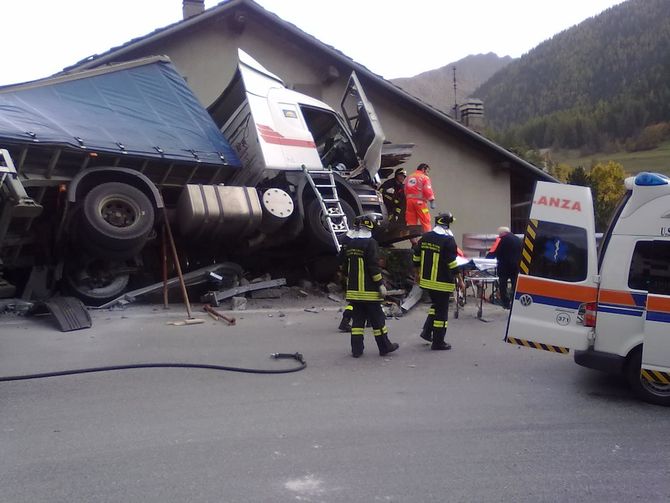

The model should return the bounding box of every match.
[0,52,413,305]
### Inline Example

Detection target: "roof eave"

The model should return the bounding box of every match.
[62,0,556,183]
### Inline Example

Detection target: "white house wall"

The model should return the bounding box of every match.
[107,12,512,244]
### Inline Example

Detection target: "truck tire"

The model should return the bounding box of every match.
[65,260,130,306]
[625,347,670,406]
[82,182,155,252]
[305,198,355,251]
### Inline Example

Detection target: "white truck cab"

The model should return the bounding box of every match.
[506,172,670,405]
[209,50,385,188]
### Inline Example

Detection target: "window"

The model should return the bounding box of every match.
[300,106,357,170]
[528,221,588,282]
[628,240,670,295]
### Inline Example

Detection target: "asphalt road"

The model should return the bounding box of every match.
[1,299,668,502]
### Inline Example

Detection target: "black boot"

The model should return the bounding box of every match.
[339,317,352,332]
[376,335,399,356]
[431,333,451,351]
[419,326,432,342]
[351,336,364,358]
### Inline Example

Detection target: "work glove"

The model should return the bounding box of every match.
[379,284,388,297]
[429,200,436,209]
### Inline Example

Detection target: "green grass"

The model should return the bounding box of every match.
[552,140,670,176]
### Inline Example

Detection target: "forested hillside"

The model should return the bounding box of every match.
[476,0,670,153]
[391,53,512,114]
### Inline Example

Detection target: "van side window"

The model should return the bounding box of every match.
[527,221,588,282]
[628,240,670,294]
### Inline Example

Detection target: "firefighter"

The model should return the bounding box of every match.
[404,163,435,236]
[339,213,399,358]
[413,212,459,350]
[380,167,407,223]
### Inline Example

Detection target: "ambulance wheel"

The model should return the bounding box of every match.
[625,347,670,406]
[82,182,155,252]
[305,198,355,251]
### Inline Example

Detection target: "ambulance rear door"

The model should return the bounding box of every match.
[640,240,670,385]
[506,181,599,354]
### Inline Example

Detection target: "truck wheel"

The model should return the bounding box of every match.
[65,259,130,306]
[82,182,155,252]
[625,347,670,406]
[305,198,355,251]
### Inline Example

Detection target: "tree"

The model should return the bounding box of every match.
[567,166,589,186]
[588,161,627,231]
[549,162,573,183]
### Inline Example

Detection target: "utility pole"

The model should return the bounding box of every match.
[452,66,458,120]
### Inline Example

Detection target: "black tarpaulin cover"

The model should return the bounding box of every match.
[0,57,241,167]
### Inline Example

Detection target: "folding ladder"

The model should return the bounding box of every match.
[302,166,350,252]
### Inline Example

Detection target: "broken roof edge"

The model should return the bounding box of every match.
[60,0,556,183]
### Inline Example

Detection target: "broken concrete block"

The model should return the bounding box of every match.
[298,279,313,290]
[251,288,282,299]
[328,293,343,303]
[231,296,247,310]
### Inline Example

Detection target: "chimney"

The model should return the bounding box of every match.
[183,0,205,19]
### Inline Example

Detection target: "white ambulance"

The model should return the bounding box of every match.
[506,172,670,406]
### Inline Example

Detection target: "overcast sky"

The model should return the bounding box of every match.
[1,0,625,86]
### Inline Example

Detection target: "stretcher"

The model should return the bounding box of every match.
[453,257,498,320]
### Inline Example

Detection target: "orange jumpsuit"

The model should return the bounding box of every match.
[404,171,435,232]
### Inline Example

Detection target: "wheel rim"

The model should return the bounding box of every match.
[98,195,141,228]
[67,260,130,300]
[640,376,670,397]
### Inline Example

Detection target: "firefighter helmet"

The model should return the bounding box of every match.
[354,213,380,230]
[435,212,454,227]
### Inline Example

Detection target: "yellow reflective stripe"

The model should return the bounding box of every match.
[382,326,388,335]
[373,329,382,336]
[413,255,421,263]
[433,320,445,328]
[431,253,439,282]
[372,273,382,282]
[419,279,455,292]
[428,308,435,315]
[522,249,532,263]
[345,304,353,311]
[526,225,536,239]
[524,237,534,252]
[351,328,364,335]
[520,262,529,274]
[358,257,364,293]
[448,259,459,269]
[346,291,383,301]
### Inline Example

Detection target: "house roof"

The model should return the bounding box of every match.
[60,0,555,183]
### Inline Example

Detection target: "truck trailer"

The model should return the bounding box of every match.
[0,52,412,304]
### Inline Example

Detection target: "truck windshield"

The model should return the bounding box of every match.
[300,106,358,171]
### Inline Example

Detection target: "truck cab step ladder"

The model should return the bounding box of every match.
[302,166,350,252]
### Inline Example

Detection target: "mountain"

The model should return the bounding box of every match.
[474,0,670,152]
[391,53,513,115]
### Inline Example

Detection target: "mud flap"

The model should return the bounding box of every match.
[34,296,92,332]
